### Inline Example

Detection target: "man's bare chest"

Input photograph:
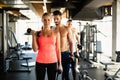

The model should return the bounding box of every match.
[59,28,68,37]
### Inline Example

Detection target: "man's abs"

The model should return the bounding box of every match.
[61,38,69,52]
[59,25,69,52]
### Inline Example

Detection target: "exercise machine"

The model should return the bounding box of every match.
[101,51,120,80]
[105,68,120,80]
[6,29,33,72]
[80,23,97,62]
[7,28,23,60]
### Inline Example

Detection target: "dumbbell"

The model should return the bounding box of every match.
[27,28,41,37]
[77,44,82,50]
[56,69,62,80]
[80,70,88,79]
[57,69,62,74]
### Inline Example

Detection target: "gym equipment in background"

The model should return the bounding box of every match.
[78,70,95,80]
[105,68,120,80]
[7,29,22,60]
[6,29,33,72]
[101,51,120,80]
[80,23,97,62]
[21,42,32,50]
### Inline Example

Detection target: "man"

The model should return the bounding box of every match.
[67,19,81,80]
[53,10,74,80]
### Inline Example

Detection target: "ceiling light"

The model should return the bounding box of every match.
[43,0,47,12]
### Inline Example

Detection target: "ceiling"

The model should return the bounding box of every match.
[0,0,113,21]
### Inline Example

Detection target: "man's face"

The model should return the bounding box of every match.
[53,15,62,25]
[67,21,72,28]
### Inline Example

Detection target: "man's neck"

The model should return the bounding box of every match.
[56,24,65,27]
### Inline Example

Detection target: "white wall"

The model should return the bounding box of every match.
[15,16,112,57]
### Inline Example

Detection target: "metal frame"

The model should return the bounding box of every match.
[82,23,97,62]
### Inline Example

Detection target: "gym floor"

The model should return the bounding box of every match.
[0,51,106,80]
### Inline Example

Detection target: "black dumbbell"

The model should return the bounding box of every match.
[57,69,62,74]
[27,28,32,34]
[27,28,41,37]
[80,70,88,79]
[77,44,82,50]
[56,69,62,80]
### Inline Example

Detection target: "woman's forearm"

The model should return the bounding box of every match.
[32,32,38,52]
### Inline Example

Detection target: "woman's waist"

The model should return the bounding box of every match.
[36,59,58,64]
[36,52,57,63]
[38,50,56,56]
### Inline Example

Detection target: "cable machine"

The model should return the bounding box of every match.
[81,23,97,62]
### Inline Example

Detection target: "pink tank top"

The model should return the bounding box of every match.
[36,30,57,63]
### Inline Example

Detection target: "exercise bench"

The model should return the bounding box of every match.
[100,61,115,71]
[21,56,32,72]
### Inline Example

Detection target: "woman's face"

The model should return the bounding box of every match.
[42,15,51,28]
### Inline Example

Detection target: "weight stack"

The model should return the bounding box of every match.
[116,51,120,62]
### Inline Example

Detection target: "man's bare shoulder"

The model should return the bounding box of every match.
[63,25,70,31]
[60,24,67,28]
[72,27,77,33]
[59,24,68,31]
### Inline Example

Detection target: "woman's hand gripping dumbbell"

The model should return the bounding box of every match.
[27,28,41,37]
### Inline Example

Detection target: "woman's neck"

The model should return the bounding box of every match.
[43,27,50,31]
[42,27,52,37]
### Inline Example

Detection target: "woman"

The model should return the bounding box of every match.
[31,12,62,80]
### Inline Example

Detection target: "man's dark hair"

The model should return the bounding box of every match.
[67,19,72,22]
[53,10,62,16]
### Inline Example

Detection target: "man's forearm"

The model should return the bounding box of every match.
[70,42,74,56]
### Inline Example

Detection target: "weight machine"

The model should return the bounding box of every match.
[81,23,97,62]
[7,28,21,60]
[6,29,32,72]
